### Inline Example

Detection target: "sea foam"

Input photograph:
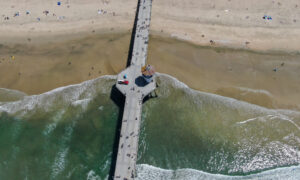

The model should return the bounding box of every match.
[157,73,300,120]
[136,164,300,180]
[0,75,116,116]
[0,74,300,179]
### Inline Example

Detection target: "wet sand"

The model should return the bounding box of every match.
[0,33,129,94]
[0,32,299,110]
[147,35,300,110]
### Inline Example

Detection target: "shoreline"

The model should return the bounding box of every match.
[1,32,300,111]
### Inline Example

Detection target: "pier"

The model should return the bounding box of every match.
[113,0,155,179]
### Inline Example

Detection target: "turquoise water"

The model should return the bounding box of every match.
[1,75,300,180]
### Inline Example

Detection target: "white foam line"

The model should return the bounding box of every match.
[87,170,101,180]
[156,73,189,89]
[71,98,91,110]
[41,75,116,96]
[237,87,273,97]
[43,122,57,136]
[0,88,27,96]
[51,148,69,179]
[50,121,76,179]
[136,164,300,180]
[236,117,259,124]
[276,115,300,131]
[0,75,117,115]
[237,114,274,124]
[236,114,300,132]
[157,73,300,118]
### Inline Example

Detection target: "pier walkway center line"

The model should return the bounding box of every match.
[113,0,155,179]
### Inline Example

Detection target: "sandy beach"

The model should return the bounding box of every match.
[1,0,300,52]
[0,0,300,110]
[151,0,300,53]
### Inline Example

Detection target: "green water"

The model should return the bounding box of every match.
[0,75,300,179]
[0,78,119,179]
[138,75,300,176]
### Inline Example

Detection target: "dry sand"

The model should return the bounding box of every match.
[1,0,300,52]
[0,0,300,109]
[151,0,300,53]
[0,0,136,43]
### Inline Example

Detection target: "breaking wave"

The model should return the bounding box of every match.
[0,74,300,179]
[136,164,300,180]
[0,75,116,116]
[139,73,300,176]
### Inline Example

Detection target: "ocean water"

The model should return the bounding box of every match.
[0,74,300,180]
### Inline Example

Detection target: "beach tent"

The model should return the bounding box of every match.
[141,65,155,76]
[141,65,155,83]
